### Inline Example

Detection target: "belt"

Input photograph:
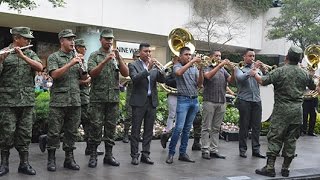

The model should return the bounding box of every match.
[180,95,198,99]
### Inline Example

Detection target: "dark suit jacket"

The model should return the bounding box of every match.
[128,60,165,108]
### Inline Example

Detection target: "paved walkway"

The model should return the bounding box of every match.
[3,136,320,180]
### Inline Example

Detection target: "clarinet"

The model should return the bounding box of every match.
[73,48,88,76]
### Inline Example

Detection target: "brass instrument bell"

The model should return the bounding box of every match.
[304,44,320,71]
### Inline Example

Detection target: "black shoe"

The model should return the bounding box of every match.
[166,155,174,164]
[38,135,47,153]
[103,156,120,166]
[139,136,143,142]
[252,152,266,159]
[307,133,317,136]
[85,148,104,156]
[240,152,247,158]
[202,152,210,160]
[281,168,290,177]
[18,163,36,175]
[178,154,195,163]
[255,166,276,177]
[210,152,226,159]
[131,157,139,165]
[140,156,154,165]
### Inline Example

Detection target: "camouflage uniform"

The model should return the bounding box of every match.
[123,81,133,131]
[80,82,90,141]
[0,27,41,176]
[87,48,120,155]
[0,44,41,151]
[256,46,315,177]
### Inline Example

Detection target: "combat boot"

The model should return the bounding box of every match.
[18,151,36,175]
[88,144,98,168]
[0,150,10,176]
[192,137,201,151]
[63,151,80,170]
[255,156,276,177]
[281,157,293,177]
[103,145,120,166]
[47,148,56,171]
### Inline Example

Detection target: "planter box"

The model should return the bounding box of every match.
[220,130,239,142]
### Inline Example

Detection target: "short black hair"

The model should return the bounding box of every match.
[139,43,150,50]
[210,50,221,56]
[243,48,254,56]
[179,47,191,56]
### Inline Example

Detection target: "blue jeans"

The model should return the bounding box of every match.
[168,96,199,156]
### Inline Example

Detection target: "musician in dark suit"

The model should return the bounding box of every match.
[128,43,165,165]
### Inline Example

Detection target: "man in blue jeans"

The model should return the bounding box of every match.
[166,47,203,164]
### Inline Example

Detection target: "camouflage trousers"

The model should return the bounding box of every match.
[47,106,81,151]
[88,102,119,148]
[193,111,202,138]
[123,100,132,131]
[0,107,33,152]
[266,123,300,158]
[81,104,91,141]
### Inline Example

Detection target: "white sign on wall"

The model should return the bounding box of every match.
[116,41,139,59]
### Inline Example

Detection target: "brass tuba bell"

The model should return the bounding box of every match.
[304,44,320,71]
[168,28,195,56]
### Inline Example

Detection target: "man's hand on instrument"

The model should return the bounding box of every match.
[254,60,262,69]
[147,57,154,71]
[70,56,82,66]
[104,53,115,63]
[250,68,259,77]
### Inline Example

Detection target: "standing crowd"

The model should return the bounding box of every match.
[0,26,319,179]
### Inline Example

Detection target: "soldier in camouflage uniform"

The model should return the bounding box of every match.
[253,46,316,177]
[87,28,129,168]
[46,29,85,172]
[122,52,139,143]
[74,39,104,156]
[0,27,43,176]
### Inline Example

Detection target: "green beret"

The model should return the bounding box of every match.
[58,29,76,39]
[100,28,114,38]
[10,27,34,39]
[74,39,86,47]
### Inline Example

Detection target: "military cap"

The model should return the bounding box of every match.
[58,29,76,39]
[74,39,86,47]
[100,28,114,38]
[287,45,303,61]
[10,27,34,39]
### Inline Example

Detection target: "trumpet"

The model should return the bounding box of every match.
[0,44,33,55]
[152,58,170,74]
[254,60,277,71]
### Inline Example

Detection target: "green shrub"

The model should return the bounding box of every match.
[32,91,50,142]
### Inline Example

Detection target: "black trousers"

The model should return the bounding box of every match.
[130,97,156,158]
[302,98,318,134]
[236,99,262,154]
